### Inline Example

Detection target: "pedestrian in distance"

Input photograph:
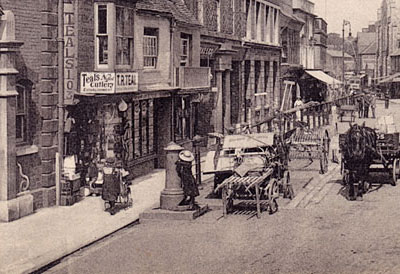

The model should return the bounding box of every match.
[294,96,304,121]
[370,93,376,119]
[357,96,363,118]
[176,150,199,210]
[385,90,390,109]
[363,93,370,118]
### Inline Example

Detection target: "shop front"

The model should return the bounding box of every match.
[64,72,175,183]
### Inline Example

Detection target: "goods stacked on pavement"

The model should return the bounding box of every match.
[376,115,397,133]
[61,156,84,206]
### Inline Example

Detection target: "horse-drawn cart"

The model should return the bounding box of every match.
[339,122,400,200]
[338,105,357,122]
[204,132,293,218]
[286,127,330,174]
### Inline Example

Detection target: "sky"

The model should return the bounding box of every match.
[312,0,382,34]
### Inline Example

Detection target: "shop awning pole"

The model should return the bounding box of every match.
[57,0,64,206]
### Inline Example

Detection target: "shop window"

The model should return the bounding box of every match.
[116,6,134,66]
[180,33,192,67]
[16,83,30,143]
[174,97,191,141]
[95,4,109,67]
[133,99,154,158]
[143,28,158,68]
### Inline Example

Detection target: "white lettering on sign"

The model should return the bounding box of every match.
[115,72,138,93]
[81,72,115,94]
[64,3,77,104]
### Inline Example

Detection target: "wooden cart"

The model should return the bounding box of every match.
[287,127,330,174]
[339,132,400,186]
[205,132,293,218]
[338,105,357,122]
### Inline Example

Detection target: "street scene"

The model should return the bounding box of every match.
[1,0,400,273]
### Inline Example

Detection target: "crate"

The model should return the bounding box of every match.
[71,178,81,192]
[60,195,76,206]
[61,180,72,196]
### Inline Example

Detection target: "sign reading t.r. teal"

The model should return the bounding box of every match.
[64,2,77,105]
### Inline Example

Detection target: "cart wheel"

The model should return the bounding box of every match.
[268,179,279,214]
[282,171,295,199]
[392,158,400,186]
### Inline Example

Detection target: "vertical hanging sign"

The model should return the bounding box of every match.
[64,1,77,105]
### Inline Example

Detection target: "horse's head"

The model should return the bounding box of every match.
[346,124,365,159]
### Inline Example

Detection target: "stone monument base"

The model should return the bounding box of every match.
[139,204,208,223]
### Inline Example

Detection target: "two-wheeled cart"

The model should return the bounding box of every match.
[287,127,330,174]
[205,132,294,218]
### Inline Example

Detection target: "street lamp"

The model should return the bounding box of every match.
[342,20,352,87]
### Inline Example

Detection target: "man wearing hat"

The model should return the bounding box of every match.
[176,150,199,210]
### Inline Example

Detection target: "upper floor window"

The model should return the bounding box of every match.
[244,0,280,45]
[143,28,158,69]
[94,3,135,70]
[180,33,192,67]
[116,6,134,66]
[96,4,109,66]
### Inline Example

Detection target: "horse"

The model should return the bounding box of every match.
[342,123,377,200]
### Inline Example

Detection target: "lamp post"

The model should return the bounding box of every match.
[342,20,351,88]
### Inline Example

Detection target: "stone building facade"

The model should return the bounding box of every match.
[184,0,283,132]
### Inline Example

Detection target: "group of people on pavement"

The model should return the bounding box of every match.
[87,149,200,215]
[356,91,376,119]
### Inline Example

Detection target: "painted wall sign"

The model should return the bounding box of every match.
[80,72,139,94]
[64,2,78,104]
[81,72,115,94]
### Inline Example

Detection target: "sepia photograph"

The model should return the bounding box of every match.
[0,0,399,273]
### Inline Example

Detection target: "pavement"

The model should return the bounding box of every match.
[1,97,395,274]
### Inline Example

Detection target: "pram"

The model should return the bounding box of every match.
[102,162,133,213]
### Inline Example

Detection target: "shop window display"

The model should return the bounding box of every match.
[65,98,154,184]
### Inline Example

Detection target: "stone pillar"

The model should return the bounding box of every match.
[160,142,184,210]
[215,70,223,133]
[0,11,32,222]
[224,70,231,131]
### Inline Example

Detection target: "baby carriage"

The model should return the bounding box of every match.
[102,158,133,215]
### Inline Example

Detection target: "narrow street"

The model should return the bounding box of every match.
[43,100,400,274]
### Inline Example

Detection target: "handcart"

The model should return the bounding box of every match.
[287,127,330,174]
[204,132,294,218]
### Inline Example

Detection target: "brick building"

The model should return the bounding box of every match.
[0,0,60,221]
[0,0,211,221]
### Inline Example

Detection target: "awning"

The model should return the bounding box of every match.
[305,70,342,85]
[379,72,400,84]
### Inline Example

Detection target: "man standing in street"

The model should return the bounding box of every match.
[364,92,370,118]
[294,96,304,121]
[370,93,376,119]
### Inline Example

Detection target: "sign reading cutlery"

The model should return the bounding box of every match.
[80,72,138,94]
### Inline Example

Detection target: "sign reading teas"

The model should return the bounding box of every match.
[80,72,138,94]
